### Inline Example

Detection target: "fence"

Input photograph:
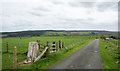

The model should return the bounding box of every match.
[36,40,65,57]
[8,40,66,68]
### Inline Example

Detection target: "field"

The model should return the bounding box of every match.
[0,38,2,71]
[100,39,119,69]
[2,36,96,69]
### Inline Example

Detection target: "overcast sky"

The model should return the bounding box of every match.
[0,0,119,32]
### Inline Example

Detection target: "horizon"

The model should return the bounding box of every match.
[1,29,118,33]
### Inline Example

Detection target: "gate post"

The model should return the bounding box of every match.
[56,42,59,51]
[45,41,50,57]
[59,40,62,49]
[36,40,40,49]
[62,42,65,48]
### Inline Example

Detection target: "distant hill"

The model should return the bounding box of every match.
[1,30,118,38]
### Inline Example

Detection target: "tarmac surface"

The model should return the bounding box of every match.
[48,39,103,69]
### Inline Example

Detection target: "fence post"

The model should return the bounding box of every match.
[59,40,62,49]
[14,46,17,69]
[45,41,50,57]
[36,40,40,49]
[62,42,65,48]
[56,42,59,51]
[6,42,8,53]
[19,41,21,54]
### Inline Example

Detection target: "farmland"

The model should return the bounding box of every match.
[2,36,96,69]
[1,30,118,38]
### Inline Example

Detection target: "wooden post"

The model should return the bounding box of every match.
[52,42,56,52]
[45,41,50,57]
[62,42,65,48]
[6,42,8,53]
[59,40,62,49]
[37,40,40,49]
[19,41,20,54]
[56,42,59,51]
[14,46,17,69]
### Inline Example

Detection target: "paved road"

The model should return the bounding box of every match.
[48,39,103,69]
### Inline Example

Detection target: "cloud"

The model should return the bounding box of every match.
[1,0,118,32]
[28,11,43,16]
[69,2,95,8]
[97,2,118,11]
[33,6,50,12]
[69,2,117,11]
[52,1,64,5]
[59,18,94,25]
[13,20,33,26]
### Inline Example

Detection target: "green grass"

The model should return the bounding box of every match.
[21,38,93,69]
[2,36,95,69]
[0,38,2,71]
[100,39,119,69]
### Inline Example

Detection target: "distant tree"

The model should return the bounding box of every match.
[91,32,95,35]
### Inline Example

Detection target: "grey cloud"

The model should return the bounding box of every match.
[78,2,95,8]
[69,2,95,8]
[51,18,96,29]
[61,18,94,24]
[2,20,34,32]
[87,18,94,21]
[2,26,11,31]
[30,6,51,17]
[1,1,117,32]
[69,2,117,11]
[97,23,118,31]
[14,20,33,26]
[97,2,117,12]
[52,1,64,5]
[28,11,43,16]
[33,7,50,12]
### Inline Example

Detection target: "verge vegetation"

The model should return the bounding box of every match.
[100,39,119,69]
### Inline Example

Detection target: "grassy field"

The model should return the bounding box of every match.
[2,36,96,69]
[0,38,2,71]
[100,39,119,69]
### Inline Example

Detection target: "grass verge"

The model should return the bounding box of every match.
[100,39,119,69]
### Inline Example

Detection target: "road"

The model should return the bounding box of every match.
[47,39,103,69]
